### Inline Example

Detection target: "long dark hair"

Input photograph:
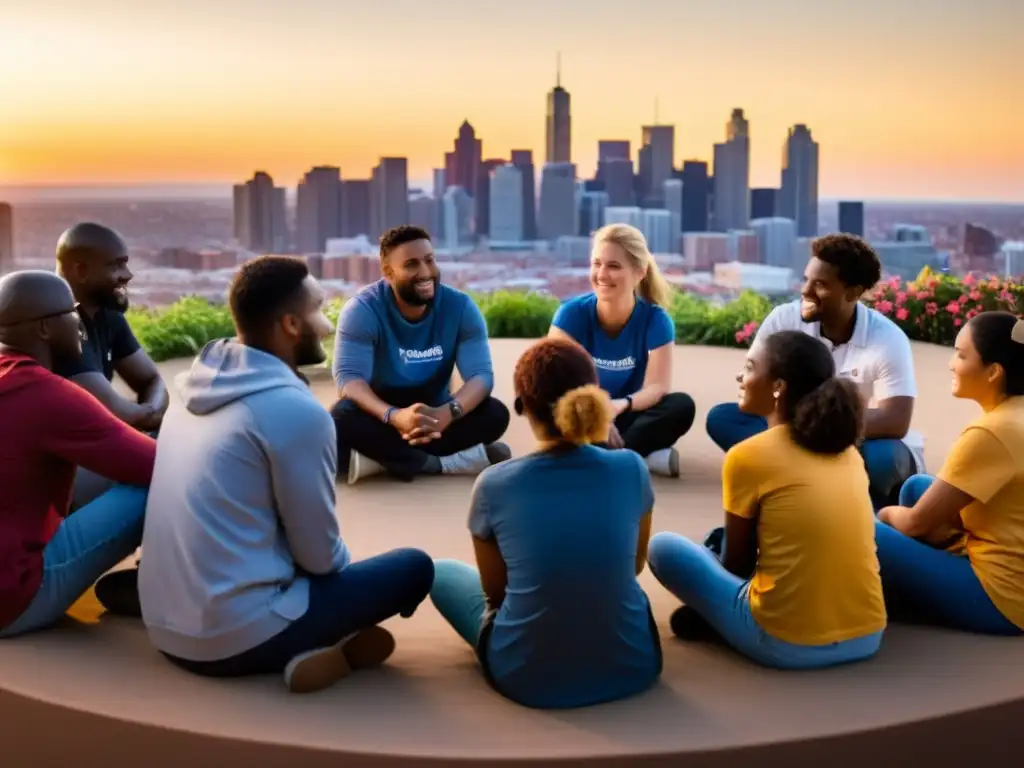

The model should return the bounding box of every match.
[765,331,864,454]
[968,311,1024,397]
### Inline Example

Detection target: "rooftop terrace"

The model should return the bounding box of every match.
[2,340,1022,767]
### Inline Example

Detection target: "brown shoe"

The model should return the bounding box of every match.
[283,625,396,694]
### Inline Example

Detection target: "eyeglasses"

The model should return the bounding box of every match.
[0,308,78,328]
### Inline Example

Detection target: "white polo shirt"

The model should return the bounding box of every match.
[752,300,926,472]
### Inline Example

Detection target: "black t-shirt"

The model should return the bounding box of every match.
[54,307,141,382]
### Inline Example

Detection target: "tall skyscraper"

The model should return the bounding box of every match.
[442,186,473,249]
[545,55,571,164]
[432,168,446,198]
[510,149,537,241]
[838,201,865,237]
[445,121,482,198]
[639,125,675,206]
[295,166,342,253]
[712,108,751,232]
[370,157,409,237]
[598,140,630,162]
[578,191,608,236]
[679,161,710,232]
[234,171,288,253]
[0,203,13,274]
[663,179,683,241]
[751,217,798,268]
[641,209,674,254]
[750,188,777,220]
[489,164,524,243]
[538,162,577,240]
[409,192,438,235]
[341,180,371,237]
[474,158,505,238]
[779,124,819,238]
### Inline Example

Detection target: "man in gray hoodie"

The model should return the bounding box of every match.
[138,255,435,693]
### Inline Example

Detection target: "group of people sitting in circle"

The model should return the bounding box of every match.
[1,219,1022,708]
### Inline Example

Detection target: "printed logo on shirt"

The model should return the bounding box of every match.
[592,355,636,372]
[399,345,444,364]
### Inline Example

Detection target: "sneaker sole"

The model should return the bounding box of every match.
[284,626,395,694]
[668,448,680,478]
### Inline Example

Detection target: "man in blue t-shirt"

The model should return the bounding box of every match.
[331,226,511,483]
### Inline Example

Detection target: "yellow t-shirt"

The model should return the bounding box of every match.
[937,396,1024,631]
[722,425,887,646]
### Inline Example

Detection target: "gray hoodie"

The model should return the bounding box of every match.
[139,339,349,662]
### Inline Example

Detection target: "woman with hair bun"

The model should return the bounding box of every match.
[877,311,1024,635]
[647,331,887,669]
[548,224,696,478]
[429,337,661,708]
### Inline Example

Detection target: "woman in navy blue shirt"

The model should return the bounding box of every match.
[548,224,695,477]
[428,337,662,709]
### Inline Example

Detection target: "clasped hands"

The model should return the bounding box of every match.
[390,403,451,446]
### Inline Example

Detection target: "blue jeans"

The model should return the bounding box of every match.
[705,402,915,509]
[0,485,149,638]
[647,531,883,669]
[430,559,490,646]
[874,475,1022,636]
[164,548,435,677]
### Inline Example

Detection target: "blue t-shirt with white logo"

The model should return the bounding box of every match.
[551,292,675,399]
[332,279,494,405]
[469,444,661,709]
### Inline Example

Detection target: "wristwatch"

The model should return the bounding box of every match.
[448,400,464,420]
[624,395,634,413]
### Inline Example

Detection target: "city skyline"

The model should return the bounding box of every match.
[2,0,1022,202]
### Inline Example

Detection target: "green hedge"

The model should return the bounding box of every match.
[126,270,1022,363]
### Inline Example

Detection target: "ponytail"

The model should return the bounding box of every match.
[637,257,673,308]
[789,378,864,455]
[553,384,613,445]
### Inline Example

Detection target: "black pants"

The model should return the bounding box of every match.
[613,392,696,458]
[331,397,510,481]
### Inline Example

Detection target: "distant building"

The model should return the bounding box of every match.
[712,109,751,232]
[341,180,371,238]
[598,140,631,162]
[604,206,644,230]
[538,162,577,240]
[778,124,819,238]
[1002,241,1024,277]
[641,209,674,253]
[683,232,731,271]
[964,222,1002,273]
[599,158,636,207]
[751,217,798,268]
[715,262,794,295]
[370,157,409,237]
[489,164,524,243]
[0,202,12,273]
[556,236,592,267]
[838,201,865,237]
[233,171,288,253]
[750,188,777,220]
[680,161,710,232]
[728,230,759,264]
[408,193,438,235]
[663,179,683,240]
[446,121,482,198]
[510,150,537,240]
[442,186,473,249]
[638,125,675,206]
[546,58,572,164]
[578,191,608,237]
[295,166,342,253]
[154,248,238,271]
[872,225,945,280]
[474,158,505,238]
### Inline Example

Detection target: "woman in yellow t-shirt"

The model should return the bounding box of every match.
[877,311,1024,636]
[647,330,887,668]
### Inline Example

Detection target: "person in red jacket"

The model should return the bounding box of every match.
[0,270,156,638]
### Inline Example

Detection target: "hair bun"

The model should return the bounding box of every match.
[1012,319,1024,345]
[553,384,613,445]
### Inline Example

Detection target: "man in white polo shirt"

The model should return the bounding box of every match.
[706,233,924,510]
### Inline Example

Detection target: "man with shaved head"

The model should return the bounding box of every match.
[0,270,156,638]
[55,222,168,508]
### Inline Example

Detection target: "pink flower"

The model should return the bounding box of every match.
[896,307,909,321]
[875,299,893,315]
[946,300,962,315]
[925,302,938,316]
[967,290,981,302]
[915,290,931,301]
[963,273,978,286]
[954,318,963,327]
[895,291,908,306]
[966,308,980,320]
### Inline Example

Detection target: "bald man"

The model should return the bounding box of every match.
[55,223,168,432]
[0,270,156,638]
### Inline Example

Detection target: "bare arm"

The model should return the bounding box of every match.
[451,301,495,415]
[723,511,758,579]
[613,342,671,415]
[863,396,914,440]
[635,510,653,575]
[547,325,574,342]
[878,478,971,539]
[69,371,159,429]
[116,349,169,414]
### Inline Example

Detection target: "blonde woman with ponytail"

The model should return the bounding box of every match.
[548,223,694,478]
[429,337,662,709]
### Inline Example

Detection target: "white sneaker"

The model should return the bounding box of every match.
[347,450,384,485]
[439,443,492,475]
[283,625,396,694]
[646,447,680,478]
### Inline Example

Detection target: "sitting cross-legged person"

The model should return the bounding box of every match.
[0,271,155,638]
[139,256,435,693]
[876,311,1024,636]
[331,225,511,484]
[548,223,695,477]
[648,331,886,669]
[705,234,923,509]
[430,337,662,709]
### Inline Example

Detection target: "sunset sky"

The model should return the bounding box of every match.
[1,0,1022,201]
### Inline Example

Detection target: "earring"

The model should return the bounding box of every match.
[773,391,780,400]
